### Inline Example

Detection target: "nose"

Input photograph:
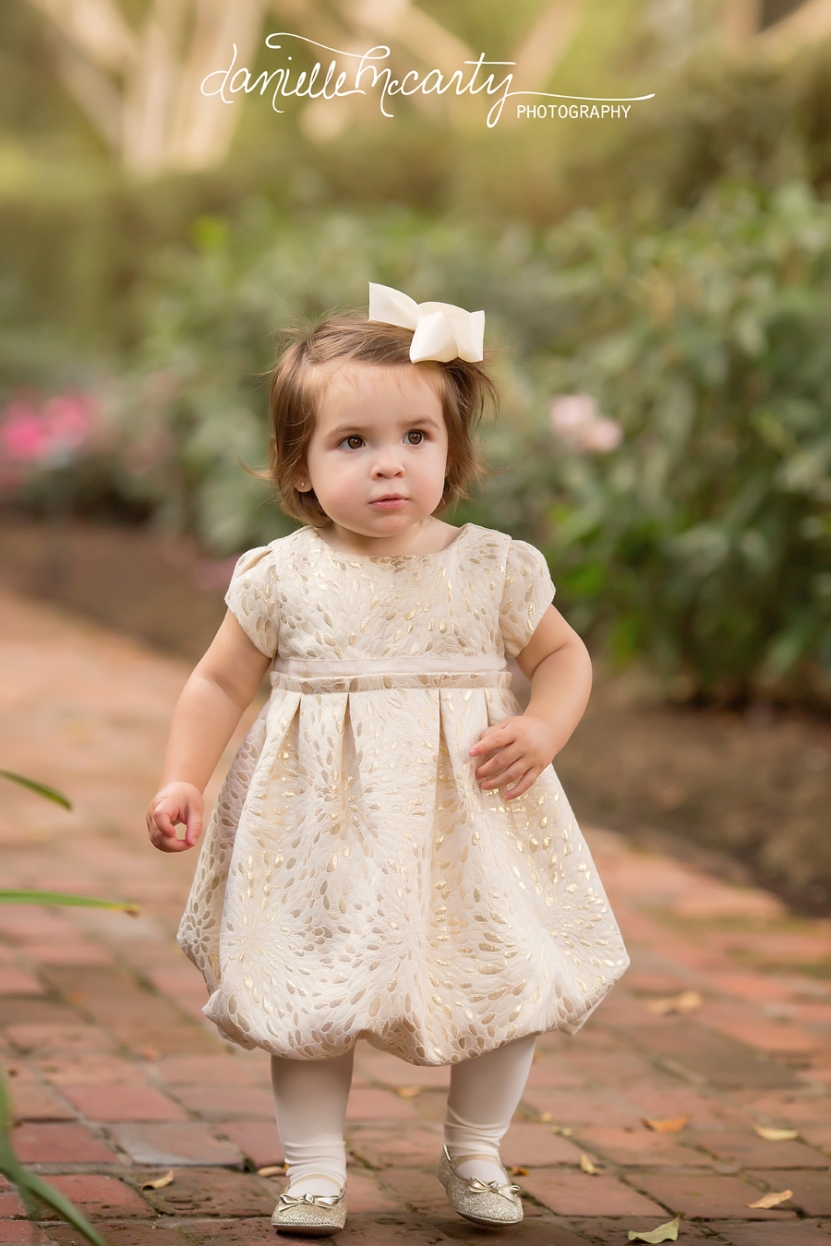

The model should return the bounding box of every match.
[370,449,405,478]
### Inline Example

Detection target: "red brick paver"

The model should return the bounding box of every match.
[58,1083,187,1123]
[3,584,831,1243]
[36,1176,153,1219]
[10,1123,116,1164]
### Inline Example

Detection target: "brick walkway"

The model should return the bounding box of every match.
[1,587,831,1245]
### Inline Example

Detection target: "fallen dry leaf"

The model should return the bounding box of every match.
[642,1115,689,1134]
[747,1189,793,1209]
[538,1112,553,1122]
[394,1086,421,1098]
[643,990,702,1016]
[753,1125,798,1141]
[509,1166,529,1176]
[550,1124,573,1136]
[579,1153,599,1174]
[257,1165,286,1178]
[141,1170,174,1191]
[628,1215,681,1243]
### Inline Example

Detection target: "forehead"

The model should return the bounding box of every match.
[312,361,445,424]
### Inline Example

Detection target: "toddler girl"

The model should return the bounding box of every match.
[146,284,629,1236]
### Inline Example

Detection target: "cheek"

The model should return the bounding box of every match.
[318,459,363,500]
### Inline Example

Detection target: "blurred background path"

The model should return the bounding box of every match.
[3,586,831,1244]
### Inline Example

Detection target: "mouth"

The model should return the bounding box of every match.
[370,495,408,508]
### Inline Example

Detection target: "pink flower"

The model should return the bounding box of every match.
[549,394,623,454]
[580,417,623,452]
[0,391,97,469]
[550,394,598,435]
[0,402,46,461]
[41,394,95,452]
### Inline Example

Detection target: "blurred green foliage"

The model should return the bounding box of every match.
[96,176,831,702]
[5,31,831,367]
[468,179,831,704]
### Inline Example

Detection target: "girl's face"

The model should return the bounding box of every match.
[298,362,449,544]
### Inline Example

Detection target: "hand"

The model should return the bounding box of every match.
[468,715,558,801]
[146,782,204,853]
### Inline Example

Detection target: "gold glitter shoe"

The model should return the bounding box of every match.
[437,1147,523,1227]
[271,1181,347,1237]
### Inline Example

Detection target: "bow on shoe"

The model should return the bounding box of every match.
[368,282,485,363]
[278,1191,341,1208]
[467,1177,522,1197]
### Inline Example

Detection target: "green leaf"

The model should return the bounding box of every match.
[0,891,138,916]
[0,1070,109,1245]
[0,1062,13,1132]
[0,771,72,810]
[3,1164,110,1246]
[760,615,815,680]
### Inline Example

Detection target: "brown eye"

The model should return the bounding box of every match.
[345,436,363,449]
[406,430,425,444]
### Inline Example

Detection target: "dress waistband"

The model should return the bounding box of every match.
[269,655,511,695]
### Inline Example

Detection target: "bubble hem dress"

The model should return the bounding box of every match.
[177,522,629,1065]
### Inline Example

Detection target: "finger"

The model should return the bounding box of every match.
[148,827,168,851]
[150,823,191,852]
[475,746,520,775]
[471,733,519,765]
[155,834,191,853]
[505,770,540,801]
[151,808,181,837]
[148,815,171,840]
[185,814,202,848]
[480,759,527,790]
[468,724,515,756]
[475,747,522,780]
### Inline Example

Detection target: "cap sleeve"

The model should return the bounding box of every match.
[499,539,556,658]
[224,545,279,658]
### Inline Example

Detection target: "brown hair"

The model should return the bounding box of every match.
[260,314,499,527]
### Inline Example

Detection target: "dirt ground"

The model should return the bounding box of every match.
[2,517,829,917]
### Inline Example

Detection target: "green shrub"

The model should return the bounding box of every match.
[472,178,831,703]
[5,144,831,699]
[100,179,831,702]
[6,37,831,377]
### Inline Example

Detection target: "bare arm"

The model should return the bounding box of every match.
[468,605,592,801]
[146,611,271,852]
[516,605,592,753]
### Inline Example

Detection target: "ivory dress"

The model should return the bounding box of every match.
[178,522,629,1064]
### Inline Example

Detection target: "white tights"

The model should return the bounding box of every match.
[271,1034,536,1196]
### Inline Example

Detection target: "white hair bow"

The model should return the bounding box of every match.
[368,283,485,364]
